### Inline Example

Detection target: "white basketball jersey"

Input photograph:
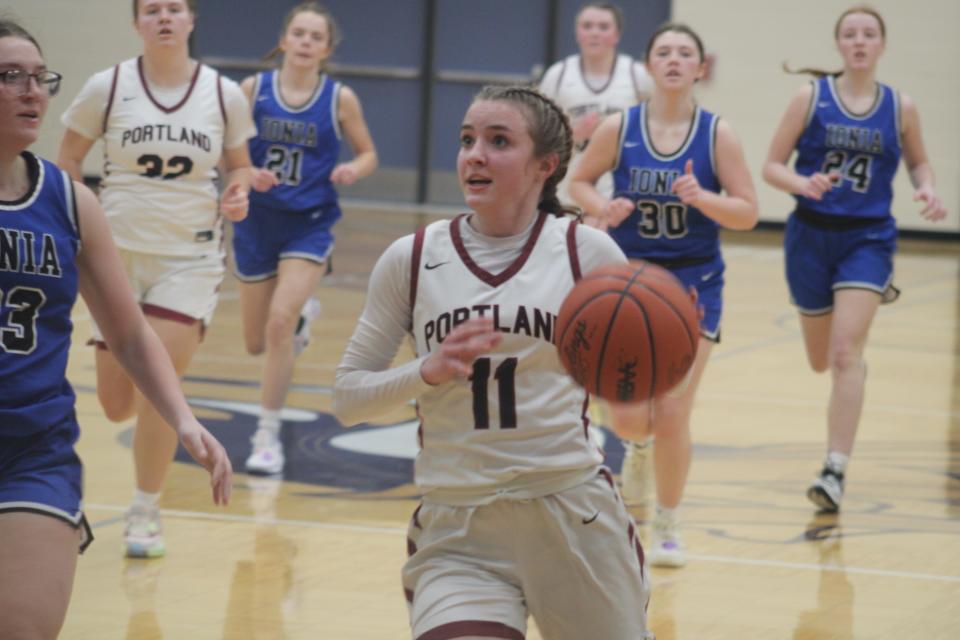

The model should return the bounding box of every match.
[99,58,227,256]
[547,54,647,203]
[409,213,602,493]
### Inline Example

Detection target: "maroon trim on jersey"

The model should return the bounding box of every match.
[410,226,426,313]
[417,621,525,640]
[404,588,414,604]
[93,306,204,349]
[566,218,582,281]
[628,520,647,580]
[102,64,120,135]
[142,304,199,326]
[216,73,227,124]
[580,395,590,440]
[137,56,202,114]
[450,212,547,287]
[412,504,423,530]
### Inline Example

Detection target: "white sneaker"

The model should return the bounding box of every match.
[124,504,165,558]
[649,510,686,568]
[293,298,322,356]
[246,428,285,475]
[621,441,653,506]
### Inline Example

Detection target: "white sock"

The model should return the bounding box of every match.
[655,505,678,523]
[825,452,849,474]
[258,408,282,433]
[133,489,161,508]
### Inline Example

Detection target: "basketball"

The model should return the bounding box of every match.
[556,262,700,403]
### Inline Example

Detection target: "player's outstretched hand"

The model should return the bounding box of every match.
[420,318,502,385]
[177,420,233,505]
[219,181,250,222]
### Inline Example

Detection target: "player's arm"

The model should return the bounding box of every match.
[73,182,232,504]
[762,83,834,200]
[681,119,758,230]
[333,237,429,426]
[568,112,633,229]
[218,77,277,221]
[57,129,97,182]
[239,75,256,103]
[330,86,378,185]
[899,93,946,221]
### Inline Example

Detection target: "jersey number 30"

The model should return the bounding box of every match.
[636,200,688,239]
[0,286,45,354]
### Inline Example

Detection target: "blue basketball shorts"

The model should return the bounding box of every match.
[784,212,897,316]
[232,203,341,282]
[650,254,724,343]
[0,419,92,552]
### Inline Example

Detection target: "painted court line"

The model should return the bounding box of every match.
[86,503,960,584]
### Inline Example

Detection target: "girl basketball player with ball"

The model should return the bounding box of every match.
[0,20,231,639]
[763,5,946,512]
[570,23,758,567]
[57,0,273,558]
[334,86,653,640]
[236,2,378,476]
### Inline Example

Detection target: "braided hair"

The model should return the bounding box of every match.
[473,85,576,216]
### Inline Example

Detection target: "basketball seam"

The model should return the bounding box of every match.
[625,270,657,401]
[625,283,698,353]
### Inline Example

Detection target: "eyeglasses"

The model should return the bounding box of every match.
[0,69,62,96]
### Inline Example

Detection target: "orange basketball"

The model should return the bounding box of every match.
[556,262,699,403]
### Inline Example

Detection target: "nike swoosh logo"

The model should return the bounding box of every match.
[818,102,830,107]
[257,95,269,101]
[424,262,448,270]
[623,141,641,148]
[701,271,715,281]
[582,511,600,525]
[122,96,136,102]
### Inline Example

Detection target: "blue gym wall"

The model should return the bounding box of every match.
[193,0,671,206]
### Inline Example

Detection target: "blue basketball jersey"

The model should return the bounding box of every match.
[0,153,80,437]
[610,103,722,261]
[248,70,342,215]
[794,76,901,218]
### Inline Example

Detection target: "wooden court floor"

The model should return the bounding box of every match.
[60,210,960,639]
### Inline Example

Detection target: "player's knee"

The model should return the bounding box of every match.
[245,338,265,356]
[264,309,298,347]
[650,400,690,438]
[607,403,652,441]
[828,343,862,374]
[808,354,830,373]
[98,388,136,423]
